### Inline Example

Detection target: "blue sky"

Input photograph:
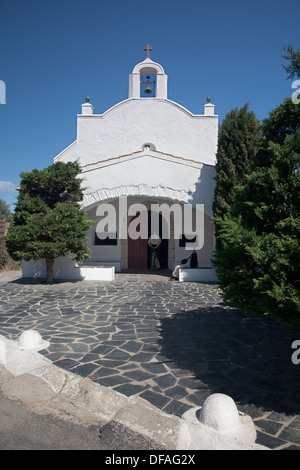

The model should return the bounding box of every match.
[0,0,299,210]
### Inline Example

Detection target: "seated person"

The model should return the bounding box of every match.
[171,249,198,280]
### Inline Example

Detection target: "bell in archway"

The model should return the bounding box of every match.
[144,80,153,94]
[142,75,154,95]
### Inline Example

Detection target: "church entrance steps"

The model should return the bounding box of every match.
[179,268,218,283]
[116,269,172,281]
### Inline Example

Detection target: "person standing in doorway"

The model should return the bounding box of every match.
[148,234,161,270]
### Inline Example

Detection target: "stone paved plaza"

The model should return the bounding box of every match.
[0,270,300,450]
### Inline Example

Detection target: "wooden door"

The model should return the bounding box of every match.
[128,214,148,268]
[128,236,147,268]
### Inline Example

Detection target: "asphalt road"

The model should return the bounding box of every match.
[0,390,161,450]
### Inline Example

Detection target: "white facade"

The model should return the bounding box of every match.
[24,51,218,280]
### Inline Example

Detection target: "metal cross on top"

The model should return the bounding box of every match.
[144,44,152,59]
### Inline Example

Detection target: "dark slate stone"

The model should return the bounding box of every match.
[70,363,100,377]
[53,358,79,371]
[153,374,177,390]
[139,390,171,409]
[114,383,146,396]
[123,369,153,382]
[162,399,191,417]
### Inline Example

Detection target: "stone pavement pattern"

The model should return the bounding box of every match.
[0,270,299,450]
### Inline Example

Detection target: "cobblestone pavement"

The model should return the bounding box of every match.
[0,270,299,450]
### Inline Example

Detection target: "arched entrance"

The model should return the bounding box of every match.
[128,211,168,269]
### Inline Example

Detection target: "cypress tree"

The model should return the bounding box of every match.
[213,103,261,248]
[213,98,300,327]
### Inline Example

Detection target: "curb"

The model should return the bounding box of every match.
[0,333,268,450]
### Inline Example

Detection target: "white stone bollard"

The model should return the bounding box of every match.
[177,393,267,450]
[198,393,243,433]
[17,330,50,351]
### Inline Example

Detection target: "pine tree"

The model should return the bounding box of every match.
[5,161,93,284]
[282,45,300,80]
[212,103,261,248]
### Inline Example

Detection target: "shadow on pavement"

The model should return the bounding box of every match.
[158,304,300,416]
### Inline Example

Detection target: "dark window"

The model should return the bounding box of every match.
[179,234,196,248]
[94,232,118,246]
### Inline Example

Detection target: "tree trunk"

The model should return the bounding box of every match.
[46,258,54,284]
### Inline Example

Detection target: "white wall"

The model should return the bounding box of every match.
[55,98,217,168]
[80,153,215,218]
[23,256,80,280]
[83,154,199,195]
[86,204,122,262]
[22,257,115,280]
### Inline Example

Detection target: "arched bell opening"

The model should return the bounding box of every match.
[140,72,157,97]
[129,55,168,99]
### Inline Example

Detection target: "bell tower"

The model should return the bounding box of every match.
[129,45,168,99]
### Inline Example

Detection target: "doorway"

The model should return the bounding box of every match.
[127,211,168,269]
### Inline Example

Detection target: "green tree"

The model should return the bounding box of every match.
[6,161,93,284]
[213,98,300,327]
[261,97,300,147]
[212,103,262,248]
[282,44,300,80]
[0,199,11,221]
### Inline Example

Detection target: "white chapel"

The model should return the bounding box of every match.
[23,46,218,281]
